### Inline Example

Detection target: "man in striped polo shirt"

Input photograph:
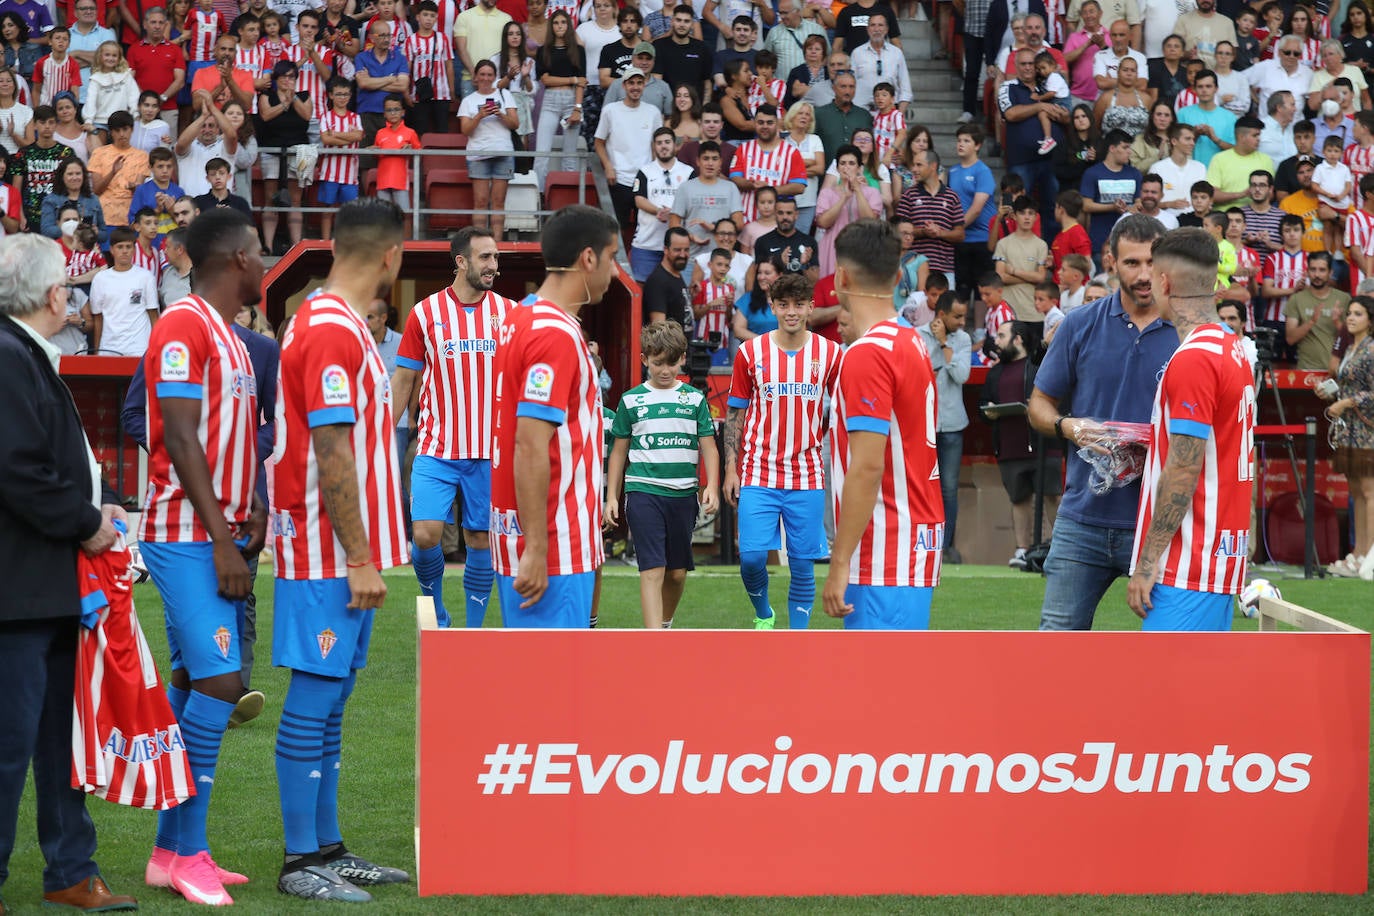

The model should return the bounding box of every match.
[604,321,720,629]
[895,148,966,288]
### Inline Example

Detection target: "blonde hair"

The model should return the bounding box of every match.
[640,320,688,362]
[783,101,815,137]
[94,40,129,73]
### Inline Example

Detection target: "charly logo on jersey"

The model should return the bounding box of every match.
[213,626,232,659]
[321,364,351,406]
[317,627,337,659]
[161,341,191,381]
[524,363,555,403]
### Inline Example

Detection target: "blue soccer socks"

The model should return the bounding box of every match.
[462,546,494,628]
[739,551,773,621]
[276,671,344,855]
[155,685,192,853]
[412,543,449,627]
[175,691,234,854]
[787,560,815,630]
[315,671,355,848]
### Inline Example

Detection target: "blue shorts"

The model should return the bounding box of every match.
[139,540,243,679]
[316,181,360,205]
[1141,583,1234,632]
[497,572,594,628]
[272,577,375,677]
[737,486,828,559]
[469,156,514,180]
[842,584,934,630]
[625,490,697,571]
[410,455,490,532]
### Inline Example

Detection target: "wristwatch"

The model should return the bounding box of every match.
[1055,416,1068,439]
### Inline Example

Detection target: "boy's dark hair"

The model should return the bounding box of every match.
[697,140,721,158]
[75,222,98,250]
[1000,172,1025,192]
[1204,210,1228,231]
[1279,213,1306,232]
[1323,134,1346,148]
[205,157,231,173]
[1190,180,1214,196]
[416,0,439,12]
[640,320,688,362]
[33,105,56,122]
[770,272,813,305]
[710,247,733,262]
[1103,128,1133,148]
[925,272,950,292]
[731,14,756,29]
[1293,118,1316,136]
[1035,281,1060,298]
[955,122,984,145]
[755,49,777,69]
[978,271,1004,288]
[109,226,138,246]
[134,206,158,223]
[232,13,262,36]
[149,146,175,166]
[1056,188,1084,218]
[107,110,134,131]
[1012,195,1037,214]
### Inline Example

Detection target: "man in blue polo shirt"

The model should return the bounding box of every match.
[1027,214,1178,630]
[354,19,410,147]
[998,46,1067,244]
[950,122,996,295]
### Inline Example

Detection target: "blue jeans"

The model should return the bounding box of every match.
[0,618,99,893]
[1038,514,1136,630]
[936,431,963,548]
[1009,159,1059,246]
[629,246,661,283]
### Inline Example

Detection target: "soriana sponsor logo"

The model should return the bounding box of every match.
[418,631,1369,897]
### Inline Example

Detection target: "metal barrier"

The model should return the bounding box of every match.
[251,145,607,239]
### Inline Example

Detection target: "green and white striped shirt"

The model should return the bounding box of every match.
[611,381,715,497]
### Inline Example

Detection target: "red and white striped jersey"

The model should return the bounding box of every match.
[693,278,734,341]
[67,247,104,279]
[434,0,460,39]
[489,298,605,577]
[728,330,841,490]
[746,76,786,115]
[872,107,905,164]
[1131,324,1255,595]
[404,32,454,102]
[365,14,413,50]
[1173,87,1197,112]
[139,295,258,543]
[729,139,807,222]
[546,0,580,19]
[397,286,513,460]
[1344,141,1374,202]
[281,42,336,118]
[235,44,265,113]
[34,54,82,105]
[318,109,362,185]
[269,291,408,580]
[259,38,290,72]
[133,242,165,281]
[1261,249,1306,323]
[985,299,1014,337]
[831,318,943,587]
[72,534,193,811]
[1346,206,1374,293]
[1232,245,1259,331]
[187,9,227,61]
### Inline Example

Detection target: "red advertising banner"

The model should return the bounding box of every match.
[417,631,1370,896]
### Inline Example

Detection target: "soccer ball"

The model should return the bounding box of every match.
[1238,578,1281,618]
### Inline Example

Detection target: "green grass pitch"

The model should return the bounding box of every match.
[4,563,1372,914]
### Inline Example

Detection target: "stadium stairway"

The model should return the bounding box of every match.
[898,17,964,166]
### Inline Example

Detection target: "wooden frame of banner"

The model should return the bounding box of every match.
[1256,596,1366,633]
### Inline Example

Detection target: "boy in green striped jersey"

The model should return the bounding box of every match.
[605,322,721,628]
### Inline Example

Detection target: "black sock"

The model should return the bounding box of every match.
[320,842,348,863]
[282,851,324,875]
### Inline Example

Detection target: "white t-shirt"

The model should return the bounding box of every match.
[631,158,696,251]
[1216,69,1251,117]
[693,249,753,288]
[0,103,34,156]
[594,100,662,187]
[1092,47,1148,83]
[456,89,516,157]
[90,266,159,357]
[177,137,230,197]
[1144,206,1179,229]
[1151,156,1207,209]
[575,21,620,84]
[789,132,824,208]
[1313,159,1354,209]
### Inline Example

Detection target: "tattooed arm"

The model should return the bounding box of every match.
[722,406,745,507]
[312,424,386,610]
[1126,434,1206,618]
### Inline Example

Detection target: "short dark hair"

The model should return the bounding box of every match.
[149,147,175,166]
[1293,118,1316,136]
[134,206,158,222]
[450,225,496,261]
[1194,68,1218,85]
[541,204,619,269]
[1141,173,1163,190]
[107,109,134,131]
[1360,173,1374,198]
[1324,134,1346,148]
[415,0,438,13]
[663,226,689,248]
[955,123,984,145]
[1150,227,1219,294]
[833,218,900,287]
[1309,249,1334,268]
[933,290,966,314]
[1035,281,1060,298]
[164,226,188,251]
[1218,300,1248,323]
[1056,189,1084,218]
[297,8,321,25]
[755,103,778,120]
[186,207,253,270]
[1103,128,1133,148]
[731,14,756,29]
[617,6,642,23]
[205,157,231,173]
[1190,180,1214,196]
[770,272,813,304]
[755,49,777,69]
[333,197,406,261]
[653,125,676,144]
[109,226,138,246]
[1108,213,1167,258]
[1280,213,1306,232]
[1012,195,1037,214]
[697,140,721,158]
[32,105,56,122]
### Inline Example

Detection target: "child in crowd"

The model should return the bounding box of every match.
[89,225,160,357]
[129,146,183,236]
[871,82,905,167]
[979,271,1014,338]
[1030,50,1069,156]
[258,11,291,72]
[605,321,720,630]
[1315,133,1354,253]
[373,91,420,208]
[1051,189,1091,277]
[1226,207,1259,312]
[132,90,174,150]
[318,78,363,239]
[1059,253,1092,313]
[1172,58,1205,111]
[83,41,140,135]
[33,26,82,107]
[366,0,414,50]
[693,247,736,350]
[1034,280,1066,342]
[132,205,167,278]
[1177,179,1213,228]
[747,49,784,115]
[194,156,253,215]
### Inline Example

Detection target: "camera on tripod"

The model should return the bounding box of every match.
[1250,326,1280,367]
[687,336,717,390]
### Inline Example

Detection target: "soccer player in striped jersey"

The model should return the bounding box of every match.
[1128,227,1257,629]
[391,227,515,628]
[268,199,410,901]
[404,1,455,136]
[822,218,944,629]
[490,205,619,625]
[724,269,842,629]
[137,208,266,905]
[605,321,720,628]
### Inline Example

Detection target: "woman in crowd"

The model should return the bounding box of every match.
[458,59,519,240]
[223,100,257,202]
[52,92,102,163]
[787,34,829,107]
[0,67,32,156]
[1212,42,1251,116]
[575,0,619,140]
[534,9,585,191]
[1289,4,1323,70]
[668,83,702,144]
[693,218,753,288]
[783,101,824,234]
[1147,34,1189,109]
[1130,100,1173,172]
[732,256,782,342]
[40,156,107,245]
[815,144,881,276]
[1094,56,1152,137]
[0,14,39,79]
[493,20,537,165]
[525,0,549,49]
[256,62,312,252]
[1055,102,1100,193]
[719,59,756,142]
[821,127,892,216]
[890,123,933,199]
[1321,297,1374,578]
[1341,0,1374,74]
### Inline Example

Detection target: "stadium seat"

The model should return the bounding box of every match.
[363,168,378,198]
[425,168,473,234]
[545,171,599,212]
[1263,492,1341,565]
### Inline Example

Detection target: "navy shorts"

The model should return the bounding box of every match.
[625,490,698,572]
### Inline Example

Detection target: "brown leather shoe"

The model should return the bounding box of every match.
[41,876,137,911]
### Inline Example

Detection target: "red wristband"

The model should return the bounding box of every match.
[346,559,372,569]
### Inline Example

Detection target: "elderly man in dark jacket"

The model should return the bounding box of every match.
[0,233,138,914]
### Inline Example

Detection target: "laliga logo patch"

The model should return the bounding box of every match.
[317,627,337,659]
[525,363,555,403]
[213,626,232,658]
[161,342,190,381]
[321,364,351,406]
